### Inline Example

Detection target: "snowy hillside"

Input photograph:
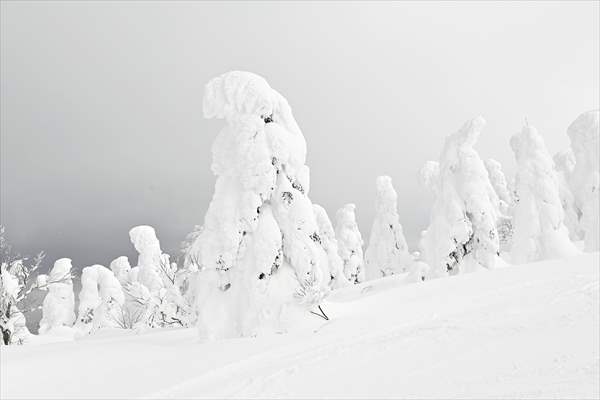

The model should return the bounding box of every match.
[2,253,598,399]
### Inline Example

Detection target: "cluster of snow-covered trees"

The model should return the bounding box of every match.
[1,71,597,344]
[0,224,196,344]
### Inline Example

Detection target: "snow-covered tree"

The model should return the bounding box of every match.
[365,176,413,280]
[313,204,350,289]
[109,256,133,286]
[125,226,191,329]
[38,258,75,334]
[0,225,45,345]
[484,158,515,250]
[420,116,500,277]
[567,110,599,251]
[76,264,125,334]
[335,203,366,284]
[553,149,583,241]
[129,226,170,294]
[184,71,333,338]
[509,123,579,263]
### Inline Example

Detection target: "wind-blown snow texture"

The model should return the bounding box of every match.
[2,253,598,399]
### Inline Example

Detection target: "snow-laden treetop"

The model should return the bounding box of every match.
[129,225,161,255]
[510,123,552,164]
[568,109,599,171]
[203,71,302,138]
[374,176,398,215]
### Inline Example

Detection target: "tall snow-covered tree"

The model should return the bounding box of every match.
[509,123,579,264]
[420,116,500,277]
[184,71,333,339]
[553,149,583,241]
[365,176,413,280]
[38,258,75,334]
[335,203,366,284]
[567,109,599,251]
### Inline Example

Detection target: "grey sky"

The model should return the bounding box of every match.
[1,1,598,272]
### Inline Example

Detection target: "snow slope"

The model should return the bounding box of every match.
[2,253,598,399]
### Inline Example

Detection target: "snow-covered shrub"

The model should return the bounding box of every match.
[567,110,599,251]
[76,264,125,334]
[0,226,45,345]
[365,176,413,280]
[509,123,579,263]
[484,158,515,250]
[184,71,332,338]
[335,204,366,284]
[553,149,583,241]
[313,204,350,289]
[38,258,75,334]
[420,116,500,277]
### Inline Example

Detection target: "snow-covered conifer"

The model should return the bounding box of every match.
[126,226,191,329]
[484,158,515,250]
[313,204,350,289]
[184,71,332,338]
[38,258,75,334]
[129,226,170,294]
[420,116,500,277]
[553,149,583,241]
[0,226,45,345]
[567,110,599,251]
[76,264,125,334]
[365,176,413,280]
[335,204,366,284]
[510,123,579,263]
[109,256,133,286]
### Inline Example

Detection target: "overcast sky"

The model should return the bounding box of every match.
[1,1,598,272]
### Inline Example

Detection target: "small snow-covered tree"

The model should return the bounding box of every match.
[567,110,599,251]
[75,264,125,335]
[484,158,515,250]
[184,71,332,338]
[509,123,579,263]
[0,225,45,345]
[109,256,133,286]
[126,226,191,329]
[553,149,583,241]
[313,204,350,289]
[38,258,75,334]
[129,226,170,293]
[420,116,500,277]
[484,159,514,214]
[365,176,413,280]
[335,204,366,284]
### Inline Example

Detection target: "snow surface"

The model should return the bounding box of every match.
[2,253,598,399]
